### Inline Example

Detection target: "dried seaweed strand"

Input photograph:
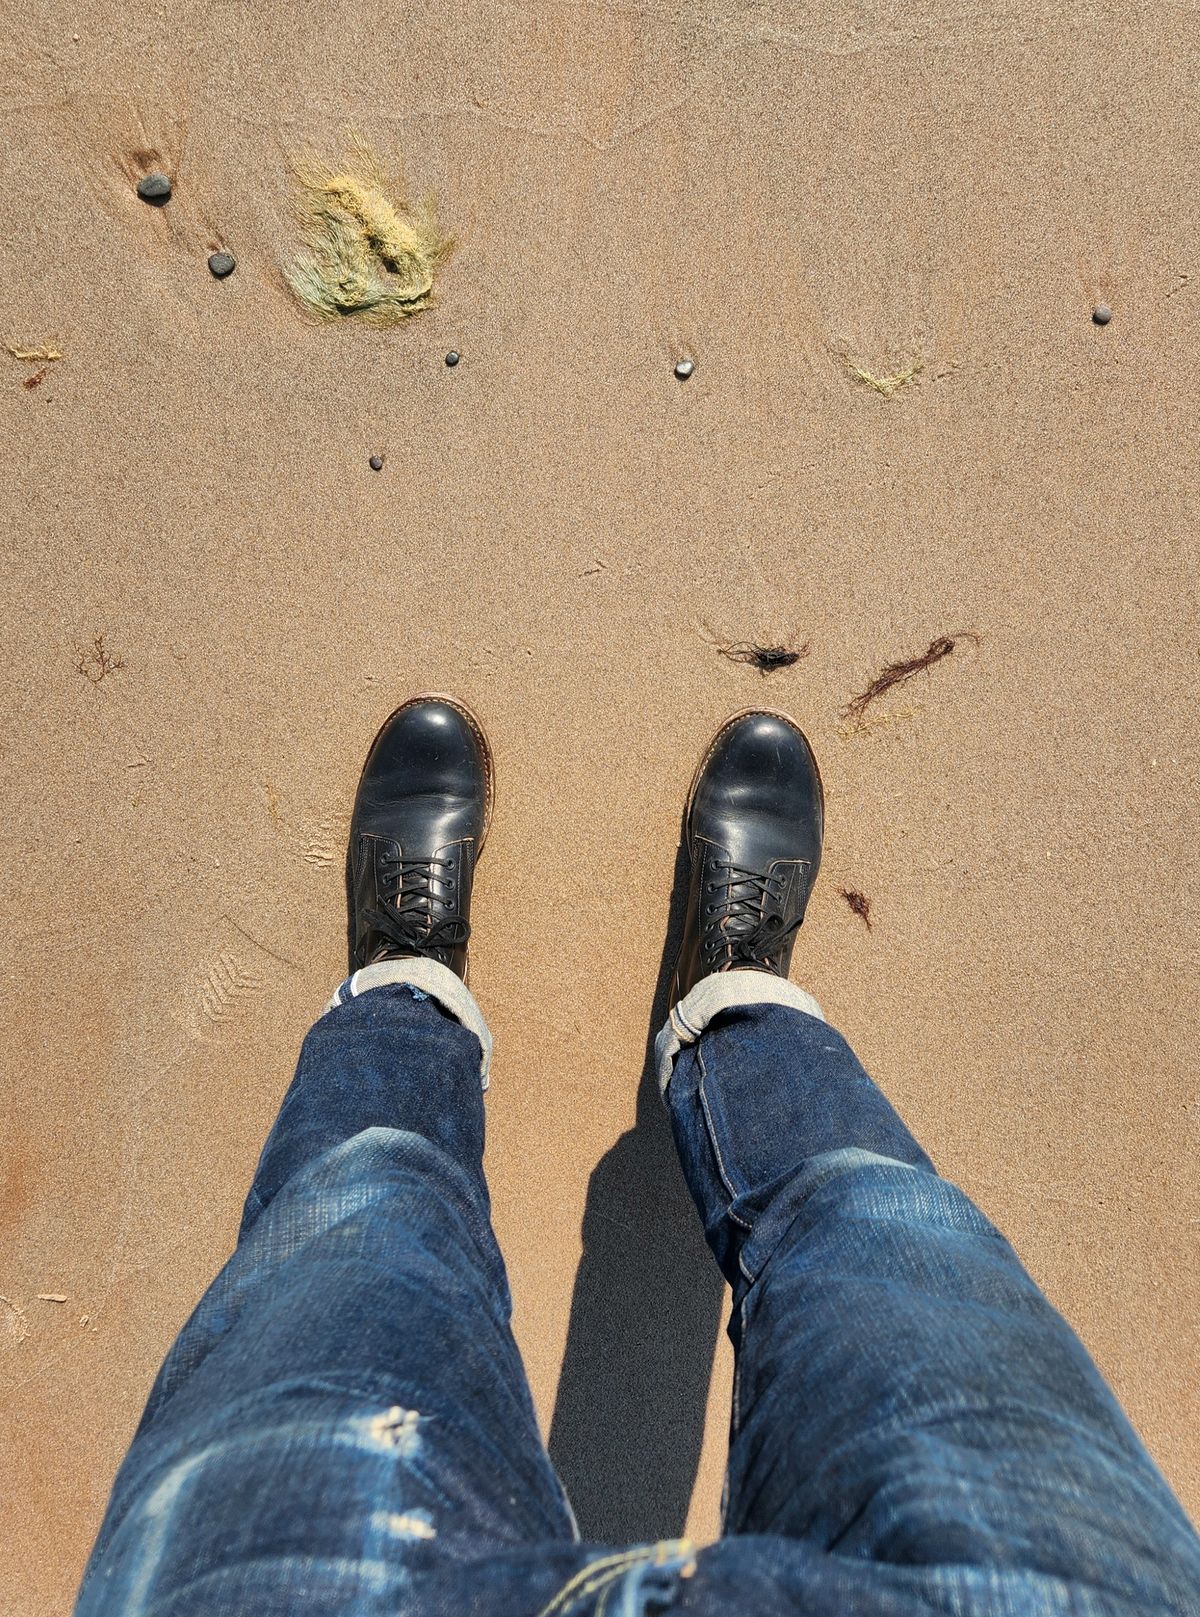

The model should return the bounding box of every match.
[844,631,979,722]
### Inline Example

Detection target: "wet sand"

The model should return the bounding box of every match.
[2,2,1199,1609]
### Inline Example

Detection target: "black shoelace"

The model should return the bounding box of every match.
[704,860,801,970]
[365,851,470,961]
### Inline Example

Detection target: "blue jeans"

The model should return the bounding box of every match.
[77,977,1200,1615]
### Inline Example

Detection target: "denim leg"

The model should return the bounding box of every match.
[76,982,576,1617]
[664,1000,1200,1613]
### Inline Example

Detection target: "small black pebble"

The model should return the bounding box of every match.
[369,455,384,471]
[208,251,236,279]
[445,350,460,367]
[1092,304,1113,326]
[136,172,172,205]
[674,358,695,381]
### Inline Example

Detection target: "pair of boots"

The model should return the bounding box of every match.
[349,696,825,999]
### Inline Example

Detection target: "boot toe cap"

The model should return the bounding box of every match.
[693,711,823,845]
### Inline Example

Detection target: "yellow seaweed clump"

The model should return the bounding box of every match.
[284,136,452,325]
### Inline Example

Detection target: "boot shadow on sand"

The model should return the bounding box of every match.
[548,843,726,1543]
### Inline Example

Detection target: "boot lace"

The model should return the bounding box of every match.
[704,860,800,970]
[364,850,469,961]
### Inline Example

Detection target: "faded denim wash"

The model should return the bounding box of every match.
[76,977,1200,1616]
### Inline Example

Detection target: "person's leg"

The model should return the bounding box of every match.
[77,698,578,1615]
[663,992,1200,1612]
[77,969,576,1617]
[658,710,1200,1613]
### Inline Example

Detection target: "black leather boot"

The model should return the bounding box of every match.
[347,695,493,980]
[671,709,823,1001]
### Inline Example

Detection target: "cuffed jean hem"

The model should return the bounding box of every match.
[323,959,494,1087]
[655,970,825,1096]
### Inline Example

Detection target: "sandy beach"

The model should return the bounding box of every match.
[2,1,1199,1609]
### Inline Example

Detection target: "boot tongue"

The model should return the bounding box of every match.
[703,854,798,971]
[361,838,470,968]
[373,838,437,928]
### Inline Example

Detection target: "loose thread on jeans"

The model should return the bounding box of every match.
[535,1551,650,1617]
[536,1543,696,1617]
